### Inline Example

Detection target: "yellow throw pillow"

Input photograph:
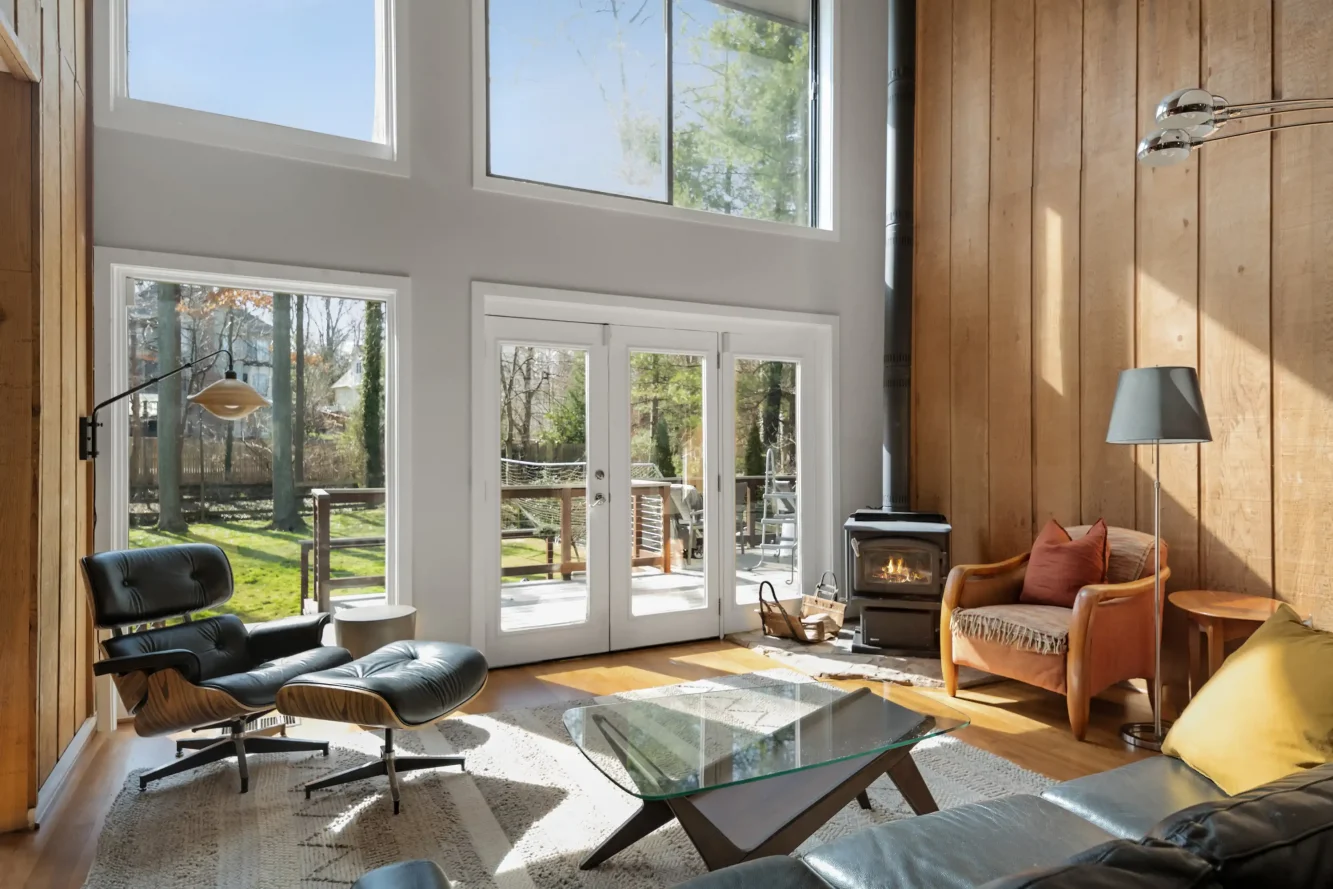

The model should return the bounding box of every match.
[1163,604,1333,794]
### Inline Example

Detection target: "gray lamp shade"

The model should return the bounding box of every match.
[1106,367,1212,445]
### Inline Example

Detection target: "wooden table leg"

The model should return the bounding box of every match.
[579,801,675,870]
[886,752,938,816]
[1187,618,1204,698]
[1203,616,1225,680]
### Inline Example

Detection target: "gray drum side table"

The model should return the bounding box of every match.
[333,604,417,658]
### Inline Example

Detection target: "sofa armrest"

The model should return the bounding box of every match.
[1070,566,1172,642]
[352,860,450,889]
[247,612,332,663]
[93,649,202,683]
[944,552,1031,612]
[672,856,832,889]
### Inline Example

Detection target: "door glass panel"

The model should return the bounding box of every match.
[499,345,591,631]
[627,351,707,616]
[734,358,798,603]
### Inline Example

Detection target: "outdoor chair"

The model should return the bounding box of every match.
[82,543,353,792]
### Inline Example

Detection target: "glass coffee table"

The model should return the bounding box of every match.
[564,677,968,871]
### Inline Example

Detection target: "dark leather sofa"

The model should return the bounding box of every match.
[672,757,1333,888]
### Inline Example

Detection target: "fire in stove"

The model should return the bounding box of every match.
[874,556,931,584]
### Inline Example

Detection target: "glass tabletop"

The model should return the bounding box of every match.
[563,677,968,800]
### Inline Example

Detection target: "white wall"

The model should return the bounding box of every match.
[93,0,889,644]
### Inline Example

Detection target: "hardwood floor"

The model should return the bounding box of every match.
[0,639,1154,888]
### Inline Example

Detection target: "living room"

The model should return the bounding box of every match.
[0,0,1330,886]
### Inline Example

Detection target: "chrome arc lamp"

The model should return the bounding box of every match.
[1106,367,1212,752]
[79,348,270,460]
[1137,87,1333,166]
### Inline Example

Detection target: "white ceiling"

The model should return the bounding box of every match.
[0,55,9,74]
[710,0,810,28]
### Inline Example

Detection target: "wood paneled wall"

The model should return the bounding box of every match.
[0,0,92,834]
[912,0,1333,704]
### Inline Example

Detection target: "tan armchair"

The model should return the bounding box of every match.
[940,525,1168,740]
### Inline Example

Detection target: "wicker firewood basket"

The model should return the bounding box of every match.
[757,572,846,644]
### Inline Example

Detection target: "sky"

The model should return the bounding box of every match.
[128,0,379,142]
[126,1,798,201]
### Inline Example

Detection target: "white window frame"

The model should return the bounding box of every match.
[92,249,415,731]
[95,0,410,177]
[470,281,839,654]
[471,0,839,240]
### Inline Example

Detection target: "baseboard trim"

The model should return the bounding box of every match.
[33,716,97,827]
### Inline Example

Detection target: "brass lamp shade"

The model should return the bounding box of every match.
[187,372,270,420]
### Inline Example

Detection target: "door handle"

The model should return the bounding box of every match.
[592,493,608,506]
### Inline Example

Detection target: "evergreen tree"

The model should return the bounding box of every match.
[547,357,587,447]
[743,420,765,477]
[361,301,385,488]
[672,10,810,223]
[653,416,675,478]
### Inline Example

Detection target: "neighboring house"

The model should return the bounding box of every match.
[331,358,363,411]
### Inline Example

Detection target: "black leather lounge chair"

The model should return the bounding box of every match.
[82,543,353,792]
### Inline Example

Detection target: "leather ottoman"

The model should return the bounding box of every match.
[277,640,488,813]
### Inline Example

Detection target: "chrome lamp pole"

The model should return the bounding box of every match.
[1105,367,1212,751]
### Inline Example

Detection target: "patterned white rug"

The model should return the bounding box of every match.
[83,670,1051,888]
[728,628,1000,689]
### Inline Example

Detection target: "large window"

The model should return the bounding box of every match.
[486,0,819,227]
[101,1,403,172]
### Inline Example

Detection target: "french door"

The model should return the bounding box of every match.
[482,317,722,666]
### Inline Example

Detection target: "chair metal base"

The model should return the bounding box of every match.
[142,718,329,794]
[302,728,465,814]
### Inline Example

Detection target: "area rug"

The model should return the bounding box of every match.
[83,670,1050,889]
[728,626,999,689]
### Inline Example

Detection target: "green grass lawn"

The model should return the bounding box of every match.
[130,509,387,623]
[502,536,558,582]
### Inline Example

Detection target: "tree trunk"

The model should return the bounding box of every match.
[271,293,306,531]
[294,294,306,483]
[155,283,187,532]
[362,301,385,488]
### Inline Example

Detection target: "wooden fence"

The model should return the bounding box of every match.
[129,437,359,488]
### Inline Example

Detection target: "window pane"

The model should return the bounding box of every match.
[488,0,668,201]
[128,281,388,622]
[734,358,798,603]
[673,0,812,225]
[127,0,383,143]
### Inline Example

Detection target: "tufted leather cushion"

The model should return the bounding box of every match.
[82,544,233,626]
[1148,762,1333,887]
[977,840,1220,889]
[673,856,834,889]
[282,641,489,726]
[799,795,1114,889]
[200,645,352,708]
[352,860,451,889]
[1042,756,1228,840]
[103,614,251,682]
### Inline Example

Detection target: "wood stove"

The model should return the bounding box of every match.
[843,510,951,655]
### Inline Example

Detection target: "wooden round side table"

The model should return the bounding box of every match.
[1168,590,1306,698]
[333,604,418,659]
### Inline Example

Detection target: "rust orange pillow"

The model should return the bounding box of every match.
[1019,519,1109,608]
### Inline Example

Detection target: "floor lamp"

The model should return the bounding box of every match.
[1106,367,1211,751]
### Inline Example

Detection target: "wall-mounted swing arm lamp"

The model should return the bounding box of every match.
[1137,87,1333,166]
[78,348,271,460]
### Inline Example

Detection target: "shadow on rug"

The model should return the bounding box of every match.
[83,670,1046,888]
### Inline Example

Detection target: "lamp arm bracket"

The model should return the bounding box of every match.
[79,347,234,461]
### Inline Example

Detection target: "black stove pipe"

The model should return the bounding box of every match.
[883,0,915,510]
